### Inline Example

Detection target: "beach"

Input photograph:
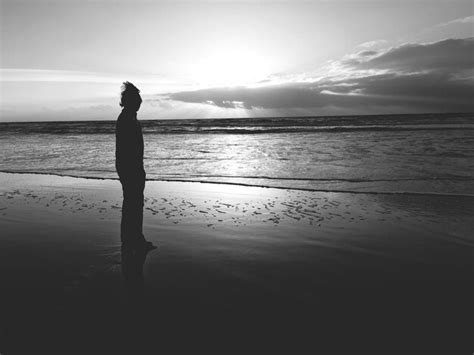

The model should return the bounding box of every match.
[3,0,474,352]
[0,171,472,353]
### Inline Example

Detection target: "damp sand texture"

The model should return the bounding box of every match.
[0,172,472,353]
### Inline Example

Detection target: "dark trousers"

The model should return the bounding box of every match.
[120,174,145,244]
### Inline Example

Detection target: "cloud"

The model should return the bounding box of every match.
[350,38,474,72]
[0,69,121,83]
[0,68,175,87]
[357,39,388,49]
[165,37,474,113]
[0,104,118,122]
[358,50,378,57]
[415,15,474,44]
[436,15,474,27]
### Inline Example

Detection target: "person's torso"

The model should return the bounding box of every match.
[115,111,144,175]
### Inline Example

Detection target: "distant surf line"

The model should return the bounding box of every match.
[2,124,474,135]
[1,170,473,198]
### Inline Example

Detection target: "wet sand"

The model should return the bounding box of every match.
[0,172,472,354]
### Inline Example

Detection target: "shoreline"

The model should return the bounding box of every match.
[0,171,472,353]
[1,170,473,198]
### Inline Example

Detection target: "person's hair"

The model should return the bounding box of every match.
[120,81,141,108]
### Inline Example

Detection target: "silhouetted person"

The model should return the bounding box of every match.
[116,82,154,249]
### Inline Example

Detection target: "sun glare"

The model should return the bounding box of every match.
[191,47,269,87]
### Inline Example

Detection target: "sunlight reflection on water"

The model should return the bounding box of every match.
[1,117,473,195]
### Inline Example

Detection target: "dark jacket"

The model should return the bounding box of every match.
[115,109,145,179]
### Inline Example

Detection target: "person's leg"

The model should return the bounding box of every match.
[136,176,145,239]
[124,175,145,244]
[121,174,151,247]
[120,179,134,245]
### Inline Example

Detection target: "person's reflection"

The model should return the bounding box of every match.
[121,244,155,303]
[120,244,157,351]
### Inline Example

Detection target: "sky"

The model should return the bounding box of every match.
[1,0,473,122]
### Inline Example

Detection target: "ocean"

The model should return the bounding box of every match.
[1,113,473,195]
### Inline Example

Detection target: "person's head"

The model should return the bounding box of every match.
[120,81,142,112]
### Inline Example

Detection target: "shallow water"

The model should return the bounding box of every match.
[1,113,473,195]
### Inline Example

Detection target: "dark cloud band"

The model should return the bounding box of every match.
[166,37,474,113]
